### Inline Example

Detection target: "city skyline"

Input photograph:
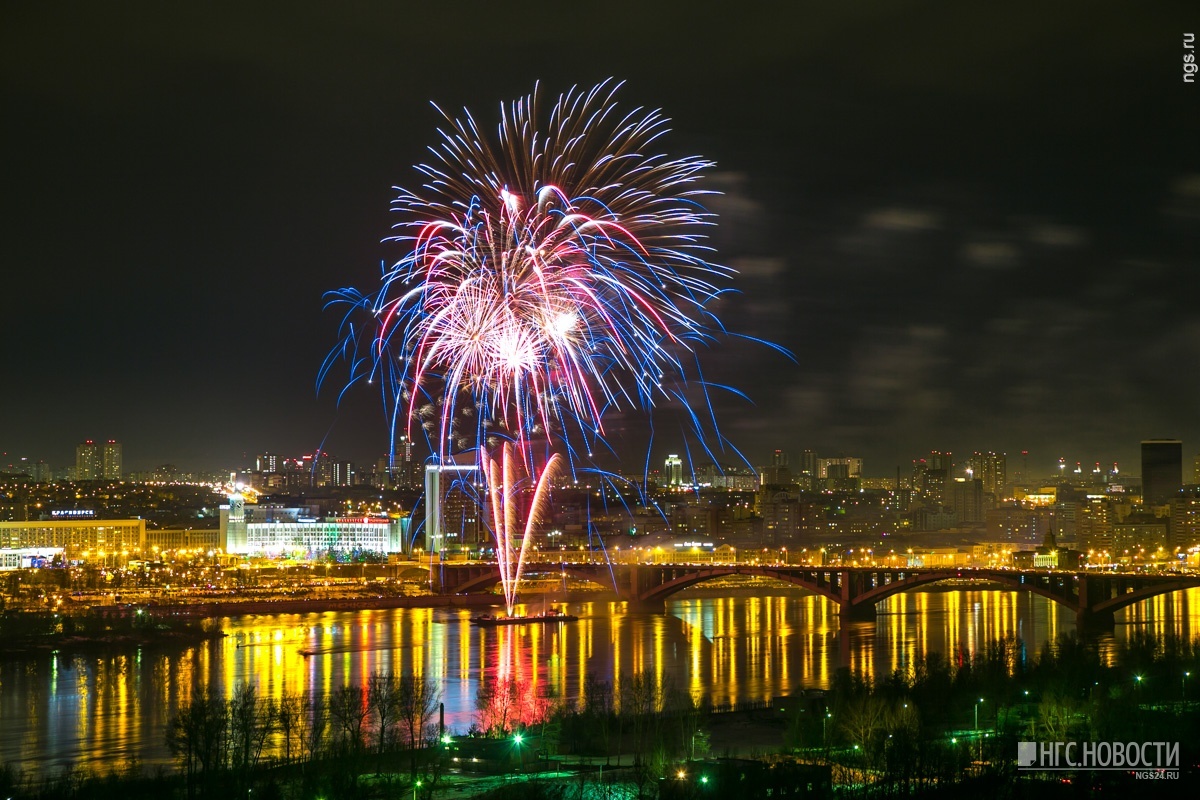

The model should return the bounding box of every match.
[3,4,1197,480]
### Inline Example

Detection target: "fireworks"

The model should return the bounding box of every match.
[332,79,726,462]
[327,80,735,606]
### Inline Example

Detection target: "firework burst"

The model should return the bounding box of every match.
[335,80,729,459]
[325,80,743,602]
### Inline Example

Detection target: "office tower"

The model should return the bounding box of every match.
[664,454,684,487]
[772,449,788,467]
[1193,453,1200,485]
[1141,439,1183,506]
[102,440,122,479]
[424,461,482,553]
[75,440,101,480]
[256,453,280,473]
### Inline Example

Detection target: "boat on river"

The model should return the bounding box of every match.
[470,607,578,627]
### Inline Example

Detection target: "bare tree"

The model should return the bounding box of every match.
[276,691,302,765]
[329,684,369,752]
[167,686,229,800]
[397,674,441,752]
[229,683,276,773]
[367,672,403,753]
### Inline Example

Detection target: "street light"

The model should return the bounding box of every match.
[412,779,421,800]
[823,712,831,748]
[974,698,984,732]
[1184,671,1191,700]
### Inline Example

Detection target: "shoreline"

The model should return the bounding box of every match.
[146,589,618,620]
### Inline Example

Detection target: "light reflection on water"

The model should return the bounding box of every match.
[1,587,1196,771]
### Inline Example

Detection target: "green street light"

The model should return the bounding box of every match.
[975,698,984,731]
[513,733,524,745]
[700,776,709,785]
[412,779,422,800]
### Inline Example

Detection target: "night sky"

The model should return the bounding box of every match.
[2,2,1197,477]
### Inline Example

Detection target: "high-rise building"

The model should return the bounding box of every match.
[1172,489,1200,550]
[75,441,101,480]
[424,461,482,554]
[102,440,122,479]
[967,451,1007,498]
[664,454,684,487]
[949,479,984,524]
[1193,453,1200,485]
[1077,496,1114,552]
[797,449,818,491]
[1141,439,1183,506]
[817,457,863,478]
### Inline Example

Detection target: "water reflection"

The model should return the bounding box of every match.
[1,587,1197,770]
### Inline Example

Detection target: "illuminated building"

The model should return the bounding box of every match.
[0,518,145,558]
[74,439,122,480]
[1076,496,1114,551]
[985,505,1050,546]
[1172,489,1200,549]
[967,451,1007,499]
[220,499,405,555]
[817,456,863,479]
[423,462,482,554]
[102,440,122,479]
[145,528,221,552]
[0,547,63,570]
[75,440,102,480]
[664,454,683,487]
[1141,439,1183,506]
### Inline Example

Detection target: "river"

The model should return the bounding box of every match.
[1,586,1197,772]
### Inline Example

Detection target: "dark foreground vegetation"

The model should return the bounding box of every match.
[3,631,1200,799]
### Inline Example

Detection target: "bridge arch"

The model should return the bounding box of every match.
[850,570,1081,615]
[1091,579,1200,617]
[439,564,618,596]
[638,566,841,605]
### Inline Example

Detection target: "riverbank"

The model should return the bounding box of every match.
[146,589,617,620]
[0,619,224,657]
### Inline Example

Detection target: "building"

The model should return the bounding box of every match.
[0,518,146,559]
[664,454,684,487]
[1076,496,1114,552]
[220,499,405,556]
[102,440,122,479]
[1172,489,1200,550]
[1142,439,1183,506]
[74,439,122,480]
[967,451,1007,499]
[949,479,984,524]
[0,547,63,571]
[75,440,102,480]
[424,462,482,554]
[145,528,222,553]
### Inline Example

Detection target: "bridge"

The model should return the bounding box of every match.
[432,562,1200,629]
